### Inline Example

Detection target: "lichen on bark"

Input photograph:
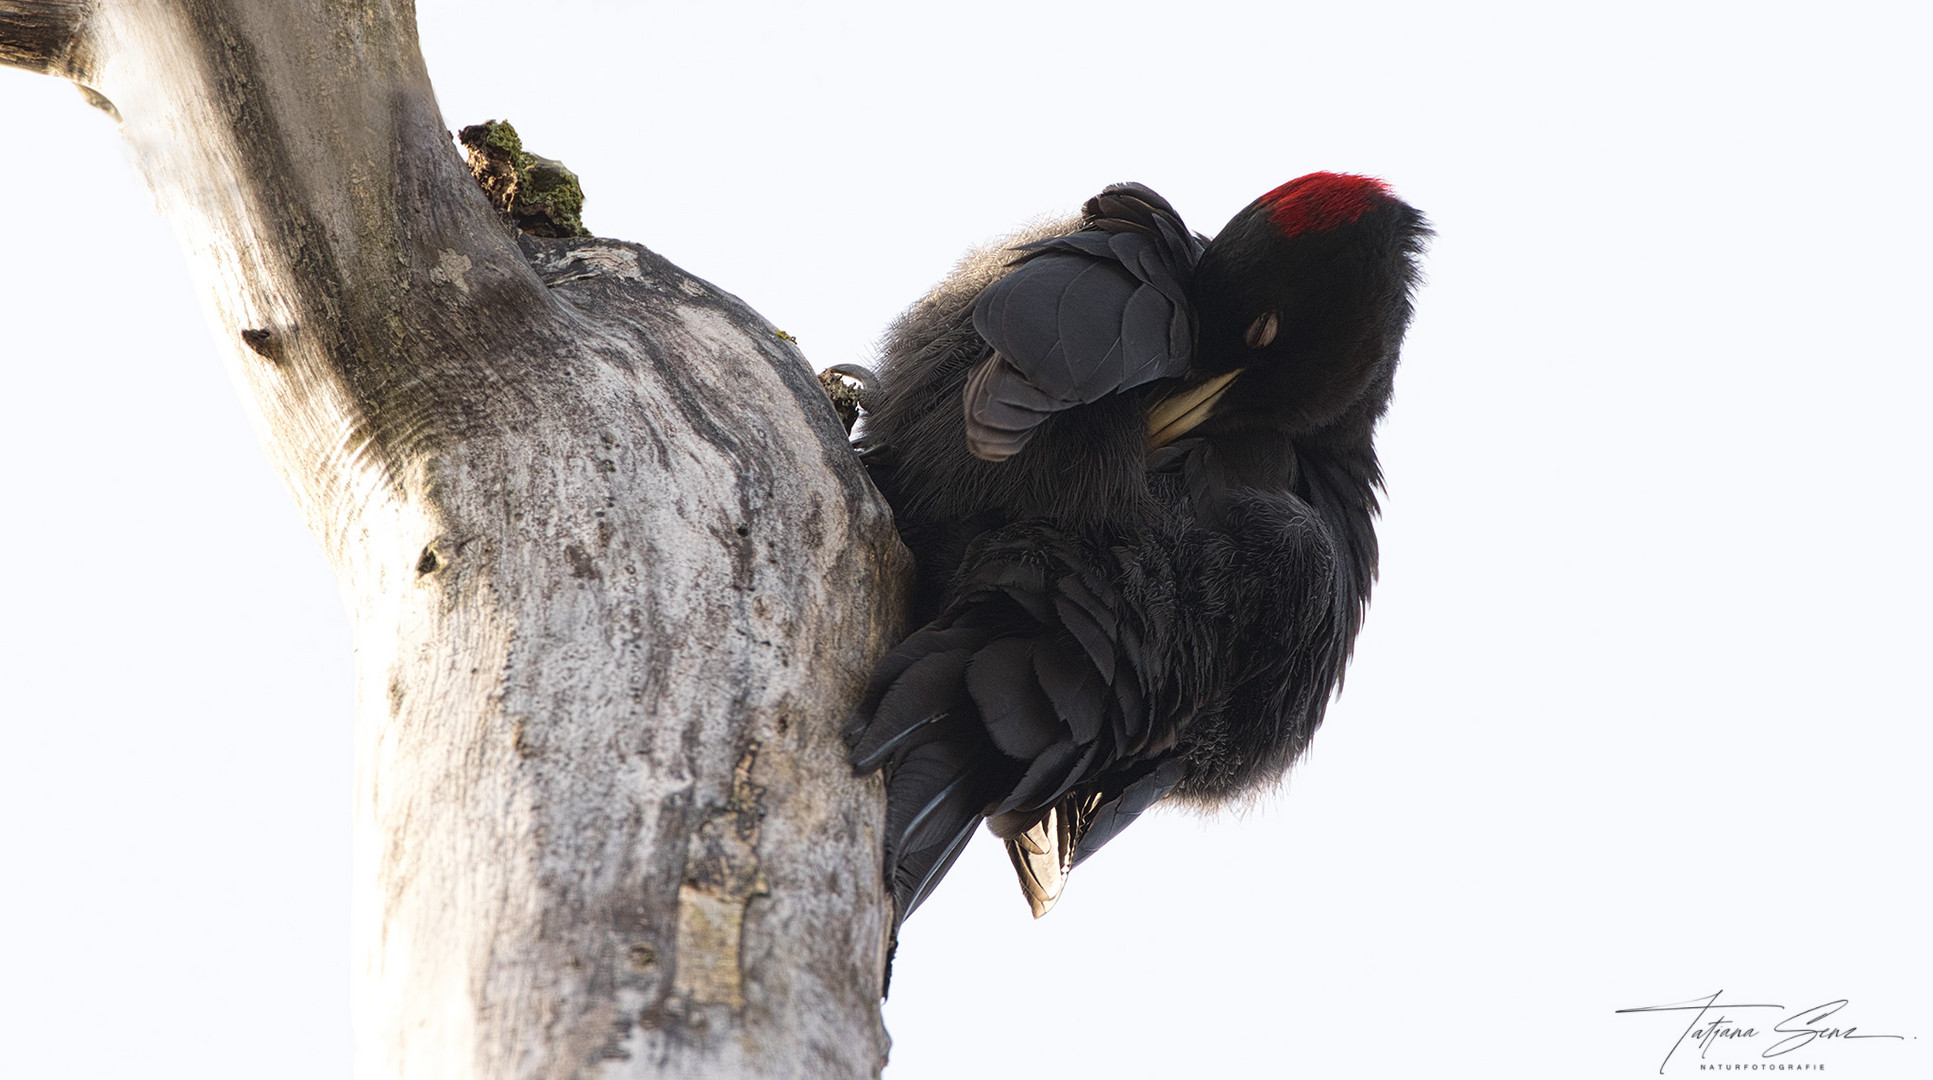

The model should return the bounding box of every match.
[458,118,591,238]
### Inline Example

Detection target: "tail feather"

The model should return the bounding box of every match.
[891,755,979,855]
[894,810,981,920]
[967,638,1062,759]
[1032,633,1106,743]
[847,518,1199,924]
[884,738,999,917]
[850,646,974,769]
[992,740,1086,817]
[1071,757,1189,866]
[850,706,948,775]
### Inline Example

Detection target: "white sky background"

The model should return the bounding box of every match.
[2,1,1928,1077]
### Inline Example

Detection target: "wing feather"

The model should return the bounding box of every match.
[959,186,1201,460]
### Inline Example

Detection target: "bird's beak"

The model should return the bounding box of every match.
[1146,369,1244,447]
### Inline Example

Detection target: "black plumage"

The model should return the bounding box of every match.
[845,175,1430,922]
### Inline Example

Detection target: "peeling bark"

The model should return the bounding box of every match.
[0,1,905,1077]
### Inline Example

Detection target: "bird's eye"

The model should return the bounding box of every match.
[1244,312,1279,349]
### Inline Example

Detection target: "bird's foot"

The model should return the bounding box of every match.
[818,364,882,436]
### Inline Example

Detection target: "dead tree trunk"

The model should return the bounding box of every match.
[0,2,905,1077]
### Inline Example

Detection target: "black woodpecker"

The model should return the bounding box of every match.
[842,174,1430,922]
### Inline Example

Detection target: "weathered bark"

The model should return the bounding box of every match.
[0,2,905,1077]
[0,0,82,72]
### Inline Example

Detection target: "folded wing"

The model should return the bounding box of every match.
[963,184,1203,461]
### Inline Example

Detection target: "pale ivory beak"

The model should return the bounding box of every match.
[1146,369,1244,447]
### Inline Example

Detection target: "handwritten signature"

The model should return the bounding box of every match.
[1617,991,1905,1073]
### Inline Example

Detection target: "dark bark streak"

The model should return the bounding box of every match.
[0,1,90,74]
[172,0,567,502]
